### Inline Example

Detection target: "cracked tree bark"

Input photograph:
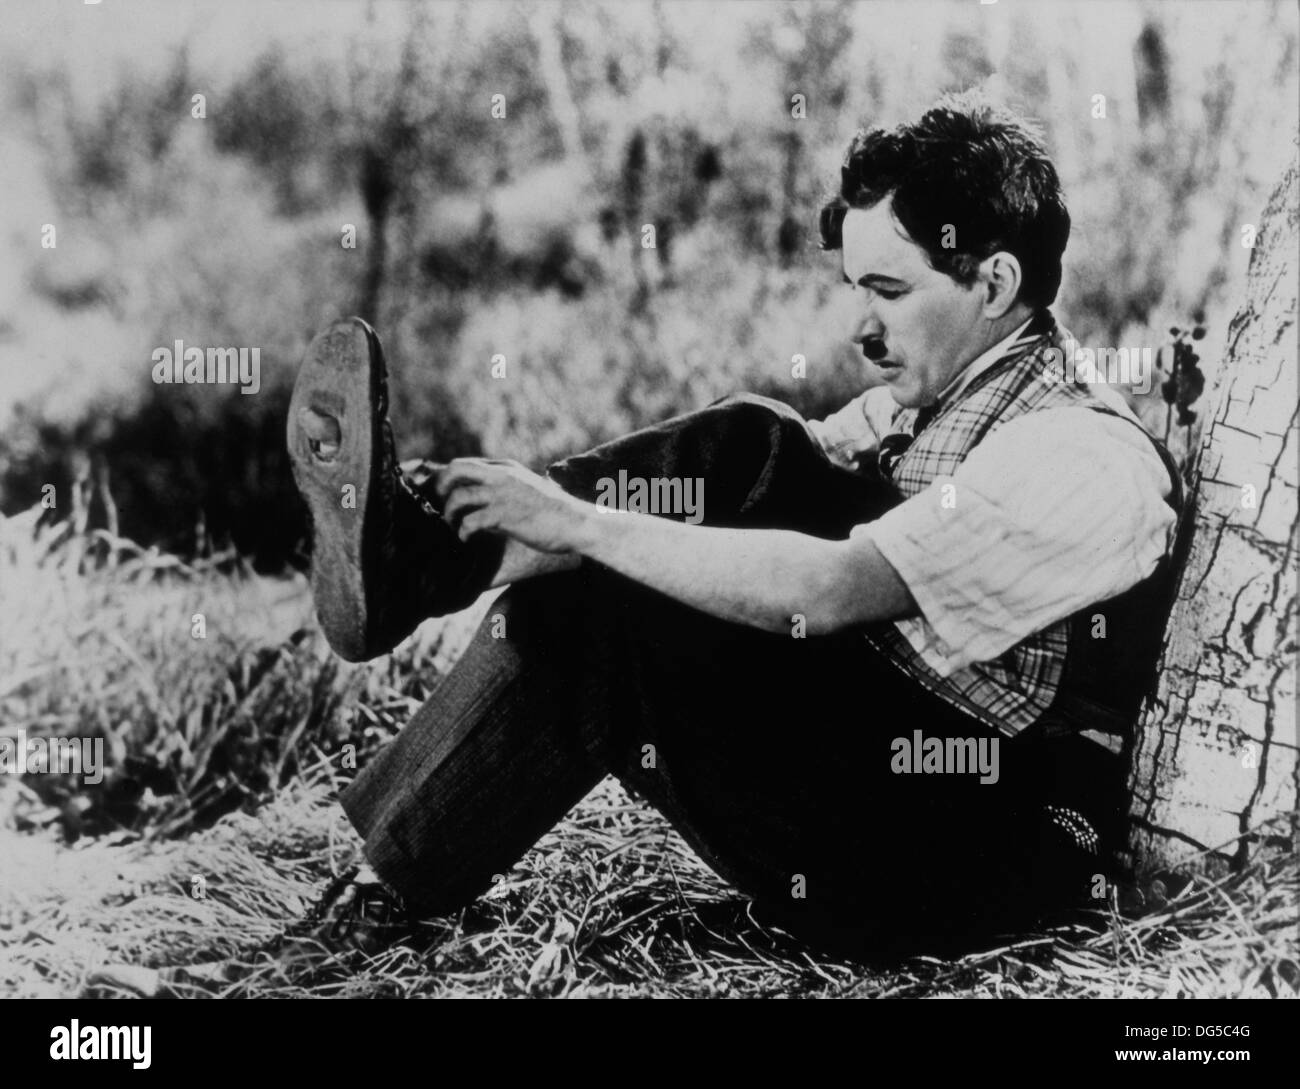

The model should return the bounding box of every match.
[1125,146,1298,874]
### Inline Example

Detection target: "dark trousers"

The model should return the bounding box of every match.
[340,394,1117,952]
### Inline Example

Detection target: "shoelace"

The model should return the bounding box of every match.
[396,462,441,519]
[275,864,363,946]
[327,883,407,943]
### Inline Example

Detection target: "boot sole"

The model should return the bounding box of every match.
[287,318,387,662]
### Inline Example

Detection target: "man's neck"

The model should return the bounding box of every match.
[930,306,1038,408]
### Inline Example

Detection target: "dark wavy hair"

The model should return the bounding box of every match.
[819,91,1070,308]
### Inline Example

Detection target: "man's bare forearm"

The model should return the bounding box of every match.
[434,458,915,632]
[571,506,915,634]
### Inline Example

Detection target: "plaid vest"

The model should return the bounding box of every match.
[867,310,1184,743]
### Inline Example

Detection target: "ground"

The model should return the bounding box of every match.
[0,508,1295,999]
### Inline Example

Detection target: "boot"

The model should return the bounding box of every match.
[286,317,503,661]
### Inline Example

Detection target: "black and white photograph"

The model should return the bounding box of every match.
[0,0,1296,1045]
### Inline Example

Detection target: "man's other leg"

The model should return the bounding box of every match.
[339,569,631,913]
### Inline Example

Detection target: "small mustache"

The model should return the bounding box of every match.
[860,336,888,361]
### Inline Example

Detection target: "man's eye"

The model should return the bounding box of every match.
[842,278,906,300]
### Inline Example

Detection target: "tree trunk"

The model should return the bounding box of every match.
[1125,146,1298,874]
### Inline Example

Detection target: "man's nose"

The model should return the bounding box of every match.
[852,310,885,348]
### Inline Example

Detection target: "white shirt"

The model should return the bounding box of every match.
[807,332,1178,678]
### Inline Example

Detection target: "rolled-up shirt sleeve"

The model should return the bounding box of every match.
[853,407,1177,675]
[807,387,896,469]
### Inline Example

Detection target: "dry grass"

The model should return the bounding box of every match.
[4,772,1295,1000]
[1,506,1296,999]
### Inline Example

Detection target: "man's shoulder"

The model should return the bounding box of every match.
[973,402,1176,501]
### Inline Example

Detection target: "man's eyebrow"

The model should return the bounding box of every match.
[841,272,910,288]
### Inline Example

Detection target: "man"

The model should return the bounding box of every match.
[284,92,1181,954]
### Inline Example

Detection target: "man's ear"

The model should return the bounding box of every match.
[979,251,1023,318]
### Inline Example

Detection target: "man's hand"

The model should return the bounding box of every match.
[434,458,592,554]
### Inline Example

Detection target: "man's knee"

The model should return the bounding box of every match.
[701,392,817,457]
[549,390,825,524]
[707,391,805,427]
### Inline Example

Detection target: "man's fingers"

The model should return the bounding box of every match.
[442,486,490,527]
[457,509,497,541]
[432,459,495,501]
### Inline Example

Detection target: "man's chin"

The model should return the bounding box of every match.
[885,385,920,408]
[874,368,918,405]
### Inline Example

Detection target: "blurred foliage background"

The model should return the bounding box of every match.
[0,0,1295,570]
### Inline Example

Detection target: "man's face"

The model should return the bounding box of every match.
[840,202,991,408]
